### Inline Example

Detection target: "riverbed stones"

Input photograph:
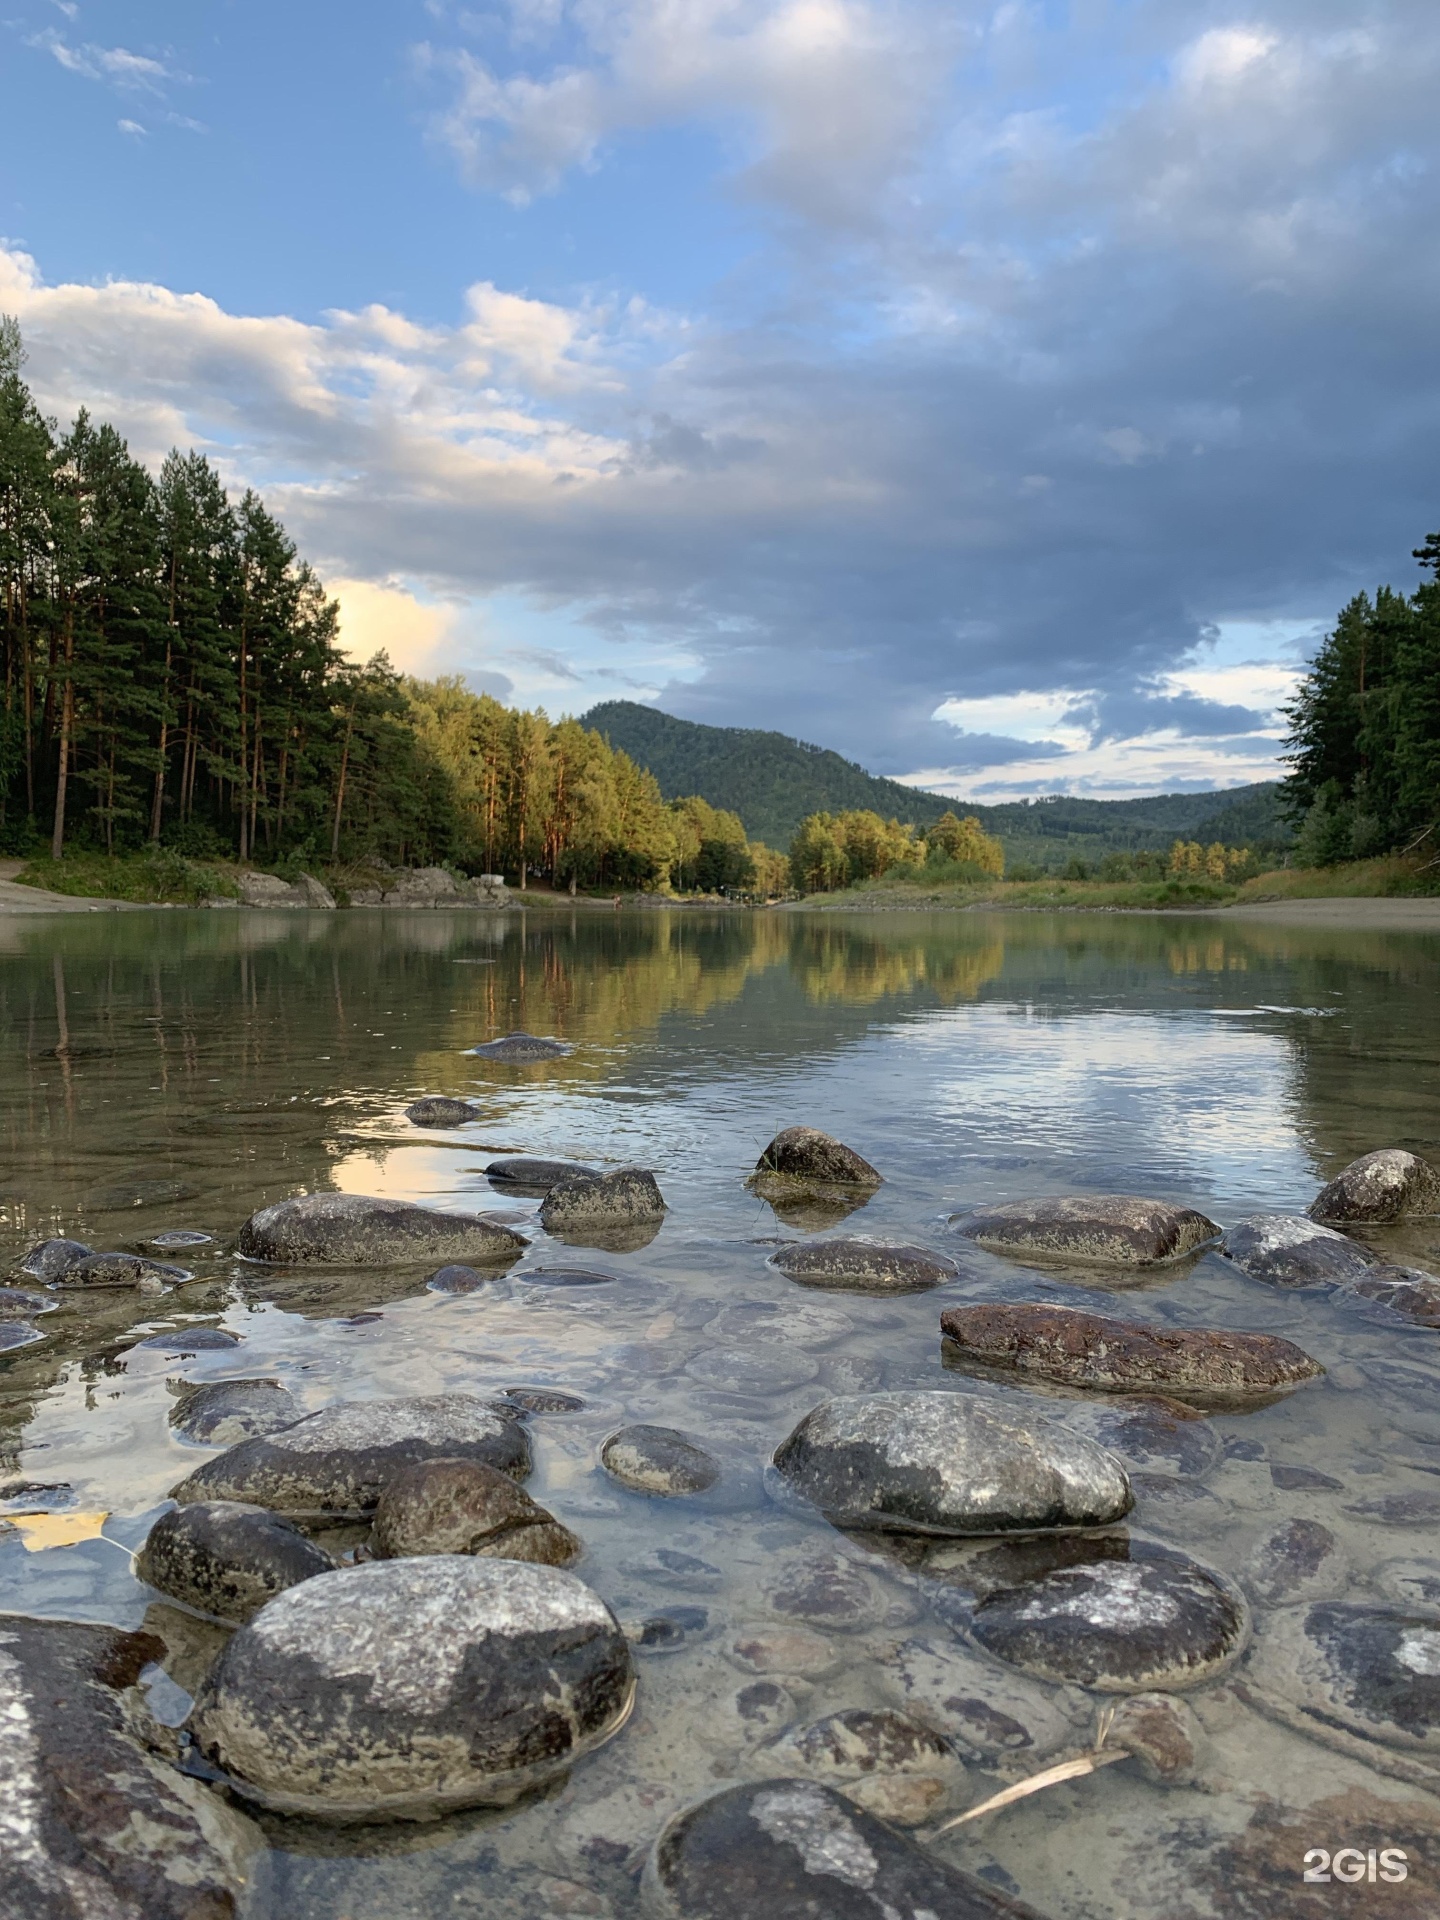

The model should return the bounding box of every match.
[169,1378,302,1445]
[1103,1691,1201,1783]
[404,1095,480,1128]
[953,1193,1219,1268]
[487,1155,599,1191]
[172,1393,532,1521]
[940,1301,1324,1405]
[0,1284,54,1318]
[642,1779,1042,1920]
[1244,1600,1440,1759]
[1347,1265,1440,1327]
[427,1262,491,1293]
[470,1031,569,1061]
[768,1708,965,1827]
[969,1545,1250,1691]
[770,1239,958,1294]
[136,1499,337,1623]
[879,1636,1083,1763]
[15,1236,92,1281]
[56,1250,192,1291]
[602,1425,720,1496]
[1310,1148,1440,1224]
[0,1320,43,1350]
[0,1614,261,1917]
[1243,1519,1349,1608]
[189,1557,635,1819]
[370,1457,581,1566]
[1219,1212,1374,1286]
[706,1300,855,1348]
[1062,1395,1223,1478]
[772,1391,1133,1535]
[754,1127,883,1188]
[502,1384,586,1414]
[539,1167,667,1233]
[686,1346,819,1395]
[237,1192,528,1266]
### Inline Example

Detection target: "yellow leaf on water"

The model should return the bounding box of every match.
[9,1510,112,1552]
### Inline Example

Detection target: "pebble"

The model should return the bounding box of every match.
[1244,1600,1440,1758]
[539,1168,667,1232]
[772,1390,1133,1535]
[487,1156,600,1191]
[601,1424,720,1495]
[1103,1691,1201,1783]
[172,1393,532,1521]
[136,1499,337,1622]
[770,1238,958,1293]
[169,1378,302,1445]
[1309,1148,1440,1224]
[1243,1519,1349,1607]
[1270,1464,1342,1491]
[370,1457,581,1565]
[685,1345,819,1394]
[14,1235,92,1280]
[503,1385,586,1414]
[1219,1212,1374,1285]
[238,1192,528,1267]
[190,1558,635,1819]
[404,1095,480,1126]
[752,1127,883,1187]
[941,1300,1324,1405]
[470,1031,569,1060]
[953,1193,1219,1267]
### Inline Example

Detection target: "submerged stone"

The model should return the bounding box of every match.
[1310,1148,1440,1224]
[426,1263,492,1293]
[753,1127,883,1187]
[172,1394,531,1521]
[516,1265,618,1287]
[1243,1519,1349,1609]
[770,1238,958,1294]
[1346,1265,1440,1327]
[404,1096,480,1128]
[970,1545,1250,1691]
[772,1391,1133,1535]
[237,1192,527,1267]
[0,1319,43,1351]
[1104,1692,1201,1783]
[685,1345,819,1395]
[538,1167,667,1232]
[880,1635,1083,1763]
[370,1457,581,1566]
[1219,1212,1374,1286]
[502,1384,586,1414]
[953,1193,1219,1268]
[486,1155,599,1191]
[0,1285,55,1319]
[602,1424,720,1496]
[1244,1601,1440,1758]
[1062,1395,1223,1478]
[706,1299,855,1348]
[136,1499,337,1623]
[643,1779,1043,1920]
[0,1615,261,1916]
[469,1031,569,1060]
[169,1378,302,1445]
[15,1235,92,1280]
[144,1228,215,1250]
[190,1557,635,1820]
[941,1300,1323,1405]
[769,1708,965,1827]
[56,1251,192,1291]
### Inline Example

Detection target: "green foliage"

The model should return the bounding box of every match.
[17,849,238,904]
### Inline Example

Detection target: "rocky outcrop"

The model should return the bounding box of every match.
[1309,1148,1440,1224]
[1220,1212,1374,1285]
[940,1301,1323,1405]
[237,1192,527,1267]
[953,1193,1219,1267]
[770,1238,958,1293]
[136,1500,336,1623]
[234,869,336,909]
[370,1457,581,1565]
[347,867,508,909]
[190,1558,635,1819]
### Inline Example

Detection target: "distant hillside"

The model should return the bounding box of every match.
[581,700,1290,865]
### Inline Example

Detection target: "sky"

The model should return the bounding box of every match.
[1,0,1437,800]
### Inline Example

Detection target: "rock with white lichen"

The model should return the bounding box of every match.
[1309,1149,1440,1224]
[952,1194,1219,1268]
[1220,1212,1374,1286]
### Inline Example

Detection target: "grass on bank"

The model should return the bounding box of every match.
[16,850,240,905]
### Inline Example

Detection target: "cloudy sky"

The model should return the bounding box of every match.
[2,1,1436,797]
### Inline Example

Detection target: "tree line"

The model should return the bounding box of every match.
[787,807,1005,893]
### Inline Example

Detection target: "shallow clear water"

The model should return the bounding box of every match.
[3,905,1440,1916]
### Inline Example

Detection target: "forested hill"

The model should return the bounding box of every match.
[581,700,1289,863]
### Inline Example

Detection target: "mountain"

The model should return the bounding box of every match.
[581,700,1291,865]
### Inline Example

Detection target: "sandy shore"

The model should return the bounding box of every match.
[0,859,139,914]
[1217,896,1440,929]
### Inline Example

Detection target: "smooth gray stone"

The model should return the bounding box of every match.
[370,1458,581,1566]
[427,1263,492,1293]
[1245,1600,1440,1757]
[144,1228,215,1249]
[404,1096,480,1127]
[469,1031,569,1060]
[0,1286,55,1319]
[643,1778,1044,1919]
[172,1394,532,1521]
[0,1614,261,1915]
[1220,1212,1374,1285]
[954,1193,1219,1267]
[237,1192,527,1267]
[134,1325,242,1353]
[753,1127,883,1187]
[169,1379,302,1445]
[772,1391,1132,1536]
[486,1156,599,1191]
[770,1239,957,1294]
[602,1424,720,1496]
[539,1167,667,1231]
[1310,1149,1440,1224]
[190,1558,635,1820]
[136,1499,337,1623]
[14,1236,92,1280]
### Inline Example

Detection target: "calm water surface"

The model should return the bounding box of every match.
[3,906,1440,1916]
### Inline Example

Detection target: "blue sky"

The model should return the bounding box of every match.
[2,0,1437,797]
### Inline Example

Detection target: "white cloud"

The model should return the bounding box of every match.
[117,119,147,138]
[30,30,185,94]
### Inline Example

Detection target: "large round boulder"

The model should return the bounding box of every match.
[538,1167,667,1232]
[953,1193,1219,1267]
[1220,1213,1374,1286]
[771,1391,1133,1535]
[770,1239,957,1294]
[1310,1149,1440,1224]
[190,1557,635,1819]
[1243,1601,1440,1760]
[171,1394,531,1521]
[136,1500,337,1623]
[237,1193,527,1266]
[370,1457,581,1565]
[753,1127,883,1187]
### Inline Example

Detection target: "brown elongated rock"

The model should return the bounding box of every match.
[940,1301,1323,1405]
[953,1193,1218,1267]
[753,1127,883,1188]
[1309,1148,1440,1224]
[370,1457,581,1565]
[237,1192,527,1267]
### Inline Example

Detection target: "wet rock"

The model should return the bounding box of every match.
[172,1393,531,1522]
[427,1263,493,1293]
[1269,1464,1342,1491]
[404,1096,480,1128]
[1103,1691,1200,1783]
[953,1193,1219,1268]
[686,1346,819,1395]
[619,1546,724,1592]
[1346,1265,1440,1327]
[1062,1395,1223,1477]
[191,1557,635,1819]
[237,1192,527,1267]
[1126,1472,1228,1537]
[0,1319,43,1351]
[719,1678,797,1744]
[819,1355,887,1395]
[136,1499,337,1623]
[643,1779,1041,1920]
[1244,1601,1440,1758]
[371,1457,581,1566]
[1310,1148,1440,1224]
[903,1528,1133,1611]
[753,1127,883,1187]
[1374,1559,1440,1610]
[15,1235,93,1280]
[772,1390,1132,1535]
[970,1544,1250,1691]
[135,1324,241,1354]
[236,869,335,909]
[487,1155,599,1192]
[629,1605,710,1654]
[602,1425,720,1496]
[706,1300,855,1348]
[728,1628,846,1677]
[940,1300,1324,1406]
[503,1384,586,1414]
[1344,1489,1440,1525]
[539,1167,667,1233]
[0,1284,55,1318]
[145,1228,215,1250]
[770,1238,958,1294]
[769,1709,965,1827]
[1219,1212,1374,1285]
[56,1251,193,1291]
[1243,1519,1349,1608]
[169,1378,302,1445]
[518,1265,618,1287]
[470,1031,569,1060]
[0,1614,260,1917]
[764,1551,896,1630]
[879,1636,1083,1762]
